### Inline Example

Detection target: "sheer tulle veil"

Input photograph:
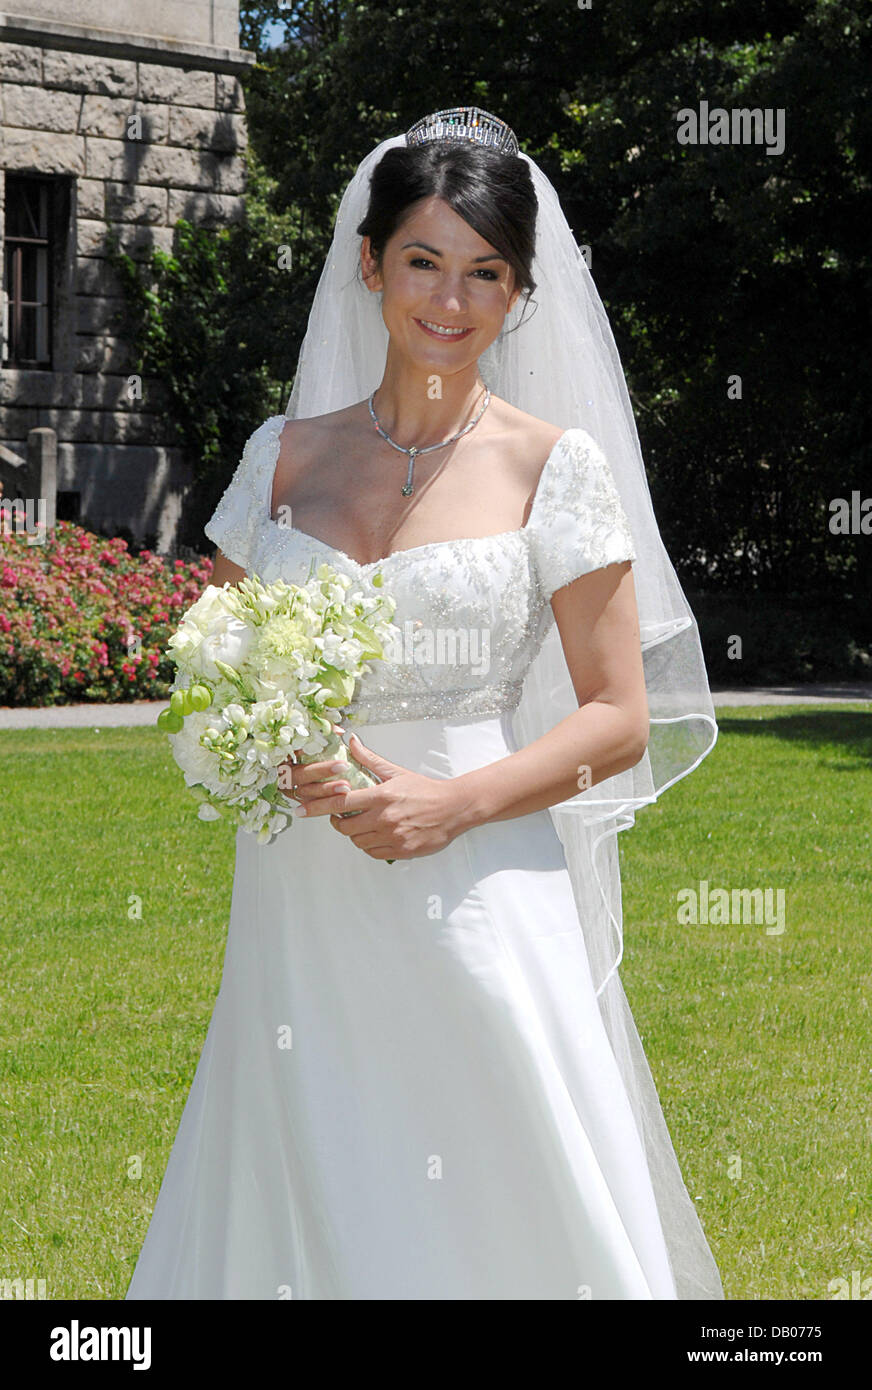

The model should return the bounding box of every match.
[284,125,723,1299]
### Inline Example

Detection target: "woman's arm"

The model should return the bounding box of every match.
[210,549,246,587]
[450,559,649,831]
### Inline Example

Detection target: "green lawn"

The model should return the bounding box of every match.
[0,705,869,1300]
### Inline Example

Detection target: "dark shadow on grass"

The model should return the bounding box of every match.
[717,711,872,764]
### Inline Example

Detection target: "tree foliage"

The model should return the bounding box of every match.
[109,151,299,544]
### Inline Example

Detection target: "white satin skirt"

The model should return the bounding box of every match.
[125,712,694,1300]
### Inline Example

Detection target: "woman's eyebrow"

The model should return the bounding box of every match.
[400,240,506,263]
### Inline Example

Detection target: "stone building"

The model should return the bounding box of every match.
[0,1,253,549]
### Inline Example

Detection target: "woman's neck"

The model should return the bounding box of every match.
[370,355,487,448]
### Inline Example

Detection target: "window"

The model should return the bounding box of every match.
[3,176,55,367]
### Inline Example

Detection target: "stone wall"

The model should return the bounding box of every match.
[5,1,241,50]
[0,22,251,551]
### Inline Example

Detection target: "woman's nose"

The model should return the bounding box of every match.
[432,285,466,313]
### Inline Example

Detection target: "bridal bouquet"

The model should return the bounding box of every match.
[156,566,397,844]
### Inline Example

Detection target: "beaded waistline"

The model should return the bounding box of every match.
[343,680,524,725]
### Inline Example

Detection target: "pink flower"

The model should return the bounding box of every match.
[0,521,210,704]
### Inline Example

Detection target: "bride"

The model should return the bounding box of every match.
[126,108,722,1300]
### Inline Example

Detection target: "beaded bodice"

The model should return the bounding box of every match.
[205,415,636,725]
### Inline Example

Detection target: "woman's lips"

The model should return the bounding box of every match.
[414,318,474,342]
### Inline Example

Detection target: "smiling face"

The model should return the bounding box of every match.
[360,195,522,370]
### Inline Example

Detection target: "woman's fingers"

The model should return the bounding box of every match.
[280,756,350,789]
[293,781,351,816]
[276,755,354,814]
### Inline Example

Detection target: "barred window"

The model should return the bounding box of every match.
[3,175,55,366]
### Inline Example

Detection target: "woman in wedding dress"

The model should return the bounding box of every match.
[126,109,722,1300]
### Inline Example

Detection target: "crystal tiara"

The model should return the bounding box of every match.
[405,107,519,157]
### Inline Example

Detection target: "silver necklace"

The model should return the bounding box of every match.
[368,384,492,496]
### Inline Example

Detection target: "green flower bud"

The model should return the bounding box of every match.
[189,684,212,711]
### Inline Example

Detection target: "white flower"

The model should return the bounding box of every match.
[319,632,365,668]
[223,702,248,727]
[196,615,253,682]
[167,585,255,682]
[169,710,227,793]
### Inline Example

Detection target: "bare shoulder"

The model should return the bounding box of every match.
[486,397,568,486]
[273,401,364,494]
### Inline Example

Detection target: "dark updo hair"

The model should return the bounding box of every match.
[356,140,538,320]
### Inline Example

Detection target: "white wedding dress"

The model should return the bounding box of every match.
[125,415,723,1301]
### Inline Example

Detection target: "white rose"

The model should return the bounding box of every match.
[184,584,238,637]
[168,585,241,676]
[195,615,254,682]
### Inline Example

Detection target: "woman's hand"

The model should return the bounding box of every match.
[294,731,473,860]
[278,737,357,819]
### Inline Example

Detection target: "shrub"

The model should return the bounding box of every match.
[691,590,872,685]
[0,522,211,706]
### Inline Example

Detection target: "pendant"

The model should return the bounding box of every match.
[402,447,416,497]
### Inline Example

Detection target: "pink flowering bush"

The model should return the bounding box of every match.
[0,522,212,705]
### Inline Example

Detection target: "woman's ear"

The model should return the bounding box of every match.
[360,236,383,293]
[506,273,522,316]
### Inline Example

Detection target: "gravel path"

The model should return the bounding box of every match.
[709,682,871,707]
[0,701,171,729]
[0,683,868,728]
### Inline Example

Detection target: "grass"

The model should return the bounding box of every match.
[0,705,869,1300]
[0,725,236,1300]
[618,705,872,1301]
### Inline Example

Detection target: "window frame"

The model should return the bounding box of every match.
[3,174,56,368]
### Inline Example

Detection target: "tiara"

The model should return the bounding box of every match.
[405,107,519,157]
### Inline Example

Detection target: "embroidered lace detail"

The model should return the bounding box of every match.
[203,421,636,725]
[525,430,636,602]
[344,680,525,726]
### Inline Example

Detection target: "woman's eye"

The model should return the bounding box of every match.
[408,258,498,281]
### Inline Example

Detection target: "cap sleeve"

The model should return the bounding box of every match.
[203,414,287,570]
[526,428,636,603]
